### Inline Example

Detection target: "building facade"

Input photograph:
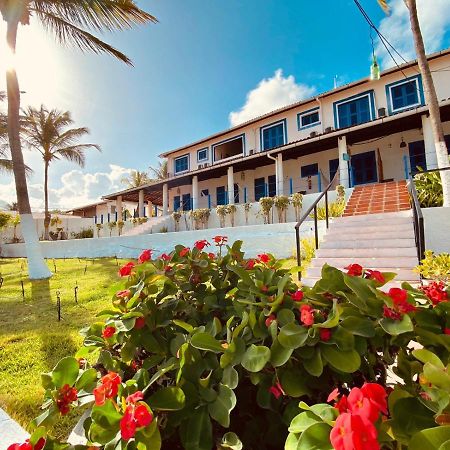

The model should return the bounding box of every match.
[103,49,450,219]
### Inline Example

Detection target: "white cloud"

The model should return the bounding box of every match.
[229,69,316,126]
[376,0,450,69]
[0,164,133,211]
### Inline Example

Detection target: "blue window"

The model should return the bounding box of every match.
[409,140,427,175]
[329,158,339,182]
[261,121,286,151]
[173,196,181,211]
[197,148,208,161]
[217,186,227,206]
[254,177,266,201]
[268,175,276,197]
[234,184,240,203]
[201,189,209,197]
[182,193,192,211]
[298,108,320,129]
[334,92,375,129]
[301,163,319,178]
[174,154,189,174]
[386,76,423,114]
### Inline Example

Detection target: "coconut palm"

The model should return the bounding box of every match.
[149,159,168,180]
[121,170,151,188]
[22,105,100,240]
[378,0,450,206]
[0,1,156,279]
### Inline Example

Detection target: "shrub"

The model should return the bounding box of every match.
[273,195,290,223]
[415,250,450,282]
[225,204,237,227]
[243,203,252,225]
[117,221,125,236]
[190,208,211,230]
[0,211,11,230]
[71,228,94,239]
[95,223,103,238]
[309,199,345,220]
[290,193,303,222]
[301,236,316,267]
[414,169,443,208]
[216,205,228,228]
[18,241,450,450]
[259,197,274,224]
[107,221,117,237]
[172,212,182,232]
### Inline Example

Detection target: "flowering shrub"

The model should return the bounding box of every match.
[17,241,450,449]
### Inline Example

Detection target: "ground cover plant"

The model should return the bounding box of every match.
[9,240,450,450]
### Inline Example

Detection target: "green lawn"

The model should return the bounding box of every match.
[0,257,129,439]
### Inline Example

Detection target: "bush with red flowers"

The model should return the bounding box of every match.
[25,239,450,449]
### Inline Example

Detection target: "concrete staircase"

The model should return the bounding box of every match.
[122,215,172,236]
[303,196,421,289]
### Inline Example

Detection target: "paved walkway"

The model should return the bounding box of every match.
[0,408,29,450]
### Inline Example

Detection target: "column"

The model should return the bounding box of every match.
[162,183,169,216]
[116,195,123,221]
[338,135,350,188]
[138,189,145,217]
[227,166,235,204]
[277,153,284,195]
[147,200,153,217]
[192,175,199,210]
[422,114,438,170]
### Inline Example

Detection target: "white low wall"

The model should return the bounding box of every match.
[423,206,450,254]
[0,221,325,260]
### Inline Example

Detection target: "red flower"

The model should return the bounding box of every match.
[265,314,276,327]
[119,262,135,277]
[388,287,407,304]
[421,281,448,305]
[365,269,385,284]
[320,328,332,342]
[291,290,304,302]
[335,395,348,414]
[134,404,153,427]
[444,328,450,335]
[361,383,388,415]
[327,388,339,403]
[134,317,146,329]
[383,288,416,320]
[257,253,270,264]
[213,235,228,246]
[300,304,314,326]
[126,391,144,404]
[160,253,171,261]
[7,443,32,450]
[56,384,78,415]
[179,247,190,257]
[245,259,255,270]
[93,372,122,406]
[194,240,210,250]
[269,382,284,399]
[347,387,379,422]
[102,326,116,338]
[383,305,403,321]
[138,249,152,264]
[345,263,363,277]
[116,289,131,299]
[120,403,153,441]
[330,412,380,450]
[208,252,216,260]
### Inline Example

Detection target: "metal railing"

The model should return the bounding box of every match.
[295,168,340,281]
[408,166,450,263]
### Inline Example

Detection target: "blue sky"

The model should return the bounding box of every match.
[0,0,449,210]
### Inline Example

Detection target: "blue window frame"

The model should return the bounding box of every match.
[173,196,181,212]
[298,108,320,130]
[334,91,375,129]
[329,158,339,182]
[216,186,227,206]
[386,75,424,114]
[408,140,427,175]
[301,163,319,178]
[174,154,189,174]
[197,148,208,162]
[261,120,286,151]
[254,177,266,201]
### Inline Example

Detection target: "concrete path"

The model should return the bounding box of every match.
[0,408,29,450]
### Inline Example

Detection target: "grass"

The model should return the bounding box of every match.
[0,257,129,440]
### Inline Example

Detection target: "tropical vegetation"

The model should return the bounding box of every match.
[121,170,152,188]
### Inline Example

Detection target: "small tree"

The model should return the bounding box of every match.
[274,195,290,223]
[243,203,252,225]
[95,223,103,238]
[259,197,274,224]
[291,192,303,222]
[216,205,228,228]
[117,221,125,236]
[10,214,20,242]
[107,221,117,237]
[172,212,182,232]
[226,204,237,227]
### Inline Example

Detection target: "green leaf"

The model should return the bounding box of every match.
[286,422,333,450]
[88,422,119,445]
[413,349,445,368]
[91,400,122,428]
[340,316,375,337]
[218,432,243,450]
[50,357,80,388]
[241,345,271,372]
[208,384,236,428]
[321,345,361,373]
[75,368,98,391]
[180,406,213,450]
[136,420,162,450]
[278,323,308,349]
[288,411,320,433]
[222,366,239,389]
[281,370,310,398]
[173,320,194,333]
[409,426,450,450]
[191,332,224,353]
[270,338,293,367]
[148,386,186,411]
[424,364,450,390]
[313,300,339,329]
[303,347,323,377]
[380,314,414,336]
[277,309,296,326]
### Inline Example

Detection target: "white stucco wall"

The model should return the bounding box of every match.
[0,221,325,260]
[423,207,450,254]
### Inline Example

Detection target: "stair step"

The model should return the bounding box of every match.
[309,257,418,269]
[330,218,412,228]
[316,247,417,258]
[305,266,420,280]
[319,238,417,249]
[324,225,414,238]
[331,211,412,221]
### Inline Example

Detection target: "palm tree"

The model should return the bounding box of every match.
[22,105,100,240]
[6,202,18,211]
[0,1,156,279]
[149,159,168,180]
[121,170,151,188]
[378,0,450,206]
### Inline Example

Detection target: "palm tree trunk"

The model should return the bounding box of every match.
[44,161,50,240]
[6,19,52,279]
[405,0,450,206]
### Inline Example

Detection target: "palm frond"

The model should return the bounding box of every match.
[377,0,390,14]
[55,147,87,167]
[52,127,92,148]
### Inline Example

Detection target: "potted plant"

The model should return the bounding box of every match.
[226,204,237,227]
[273,195,290,223]
[243,203,252,225]
[259,196,274,224]
[290,192,303,222]
[216,205,228,228]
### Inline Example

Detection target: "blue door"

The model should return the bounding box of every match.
[268,175,276,197]
[254,177,266,201]
[182,193,191,211]
[173,196,181,212]
[408,140,427,175]
[216,186,227,205]
[351,151,378,185]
